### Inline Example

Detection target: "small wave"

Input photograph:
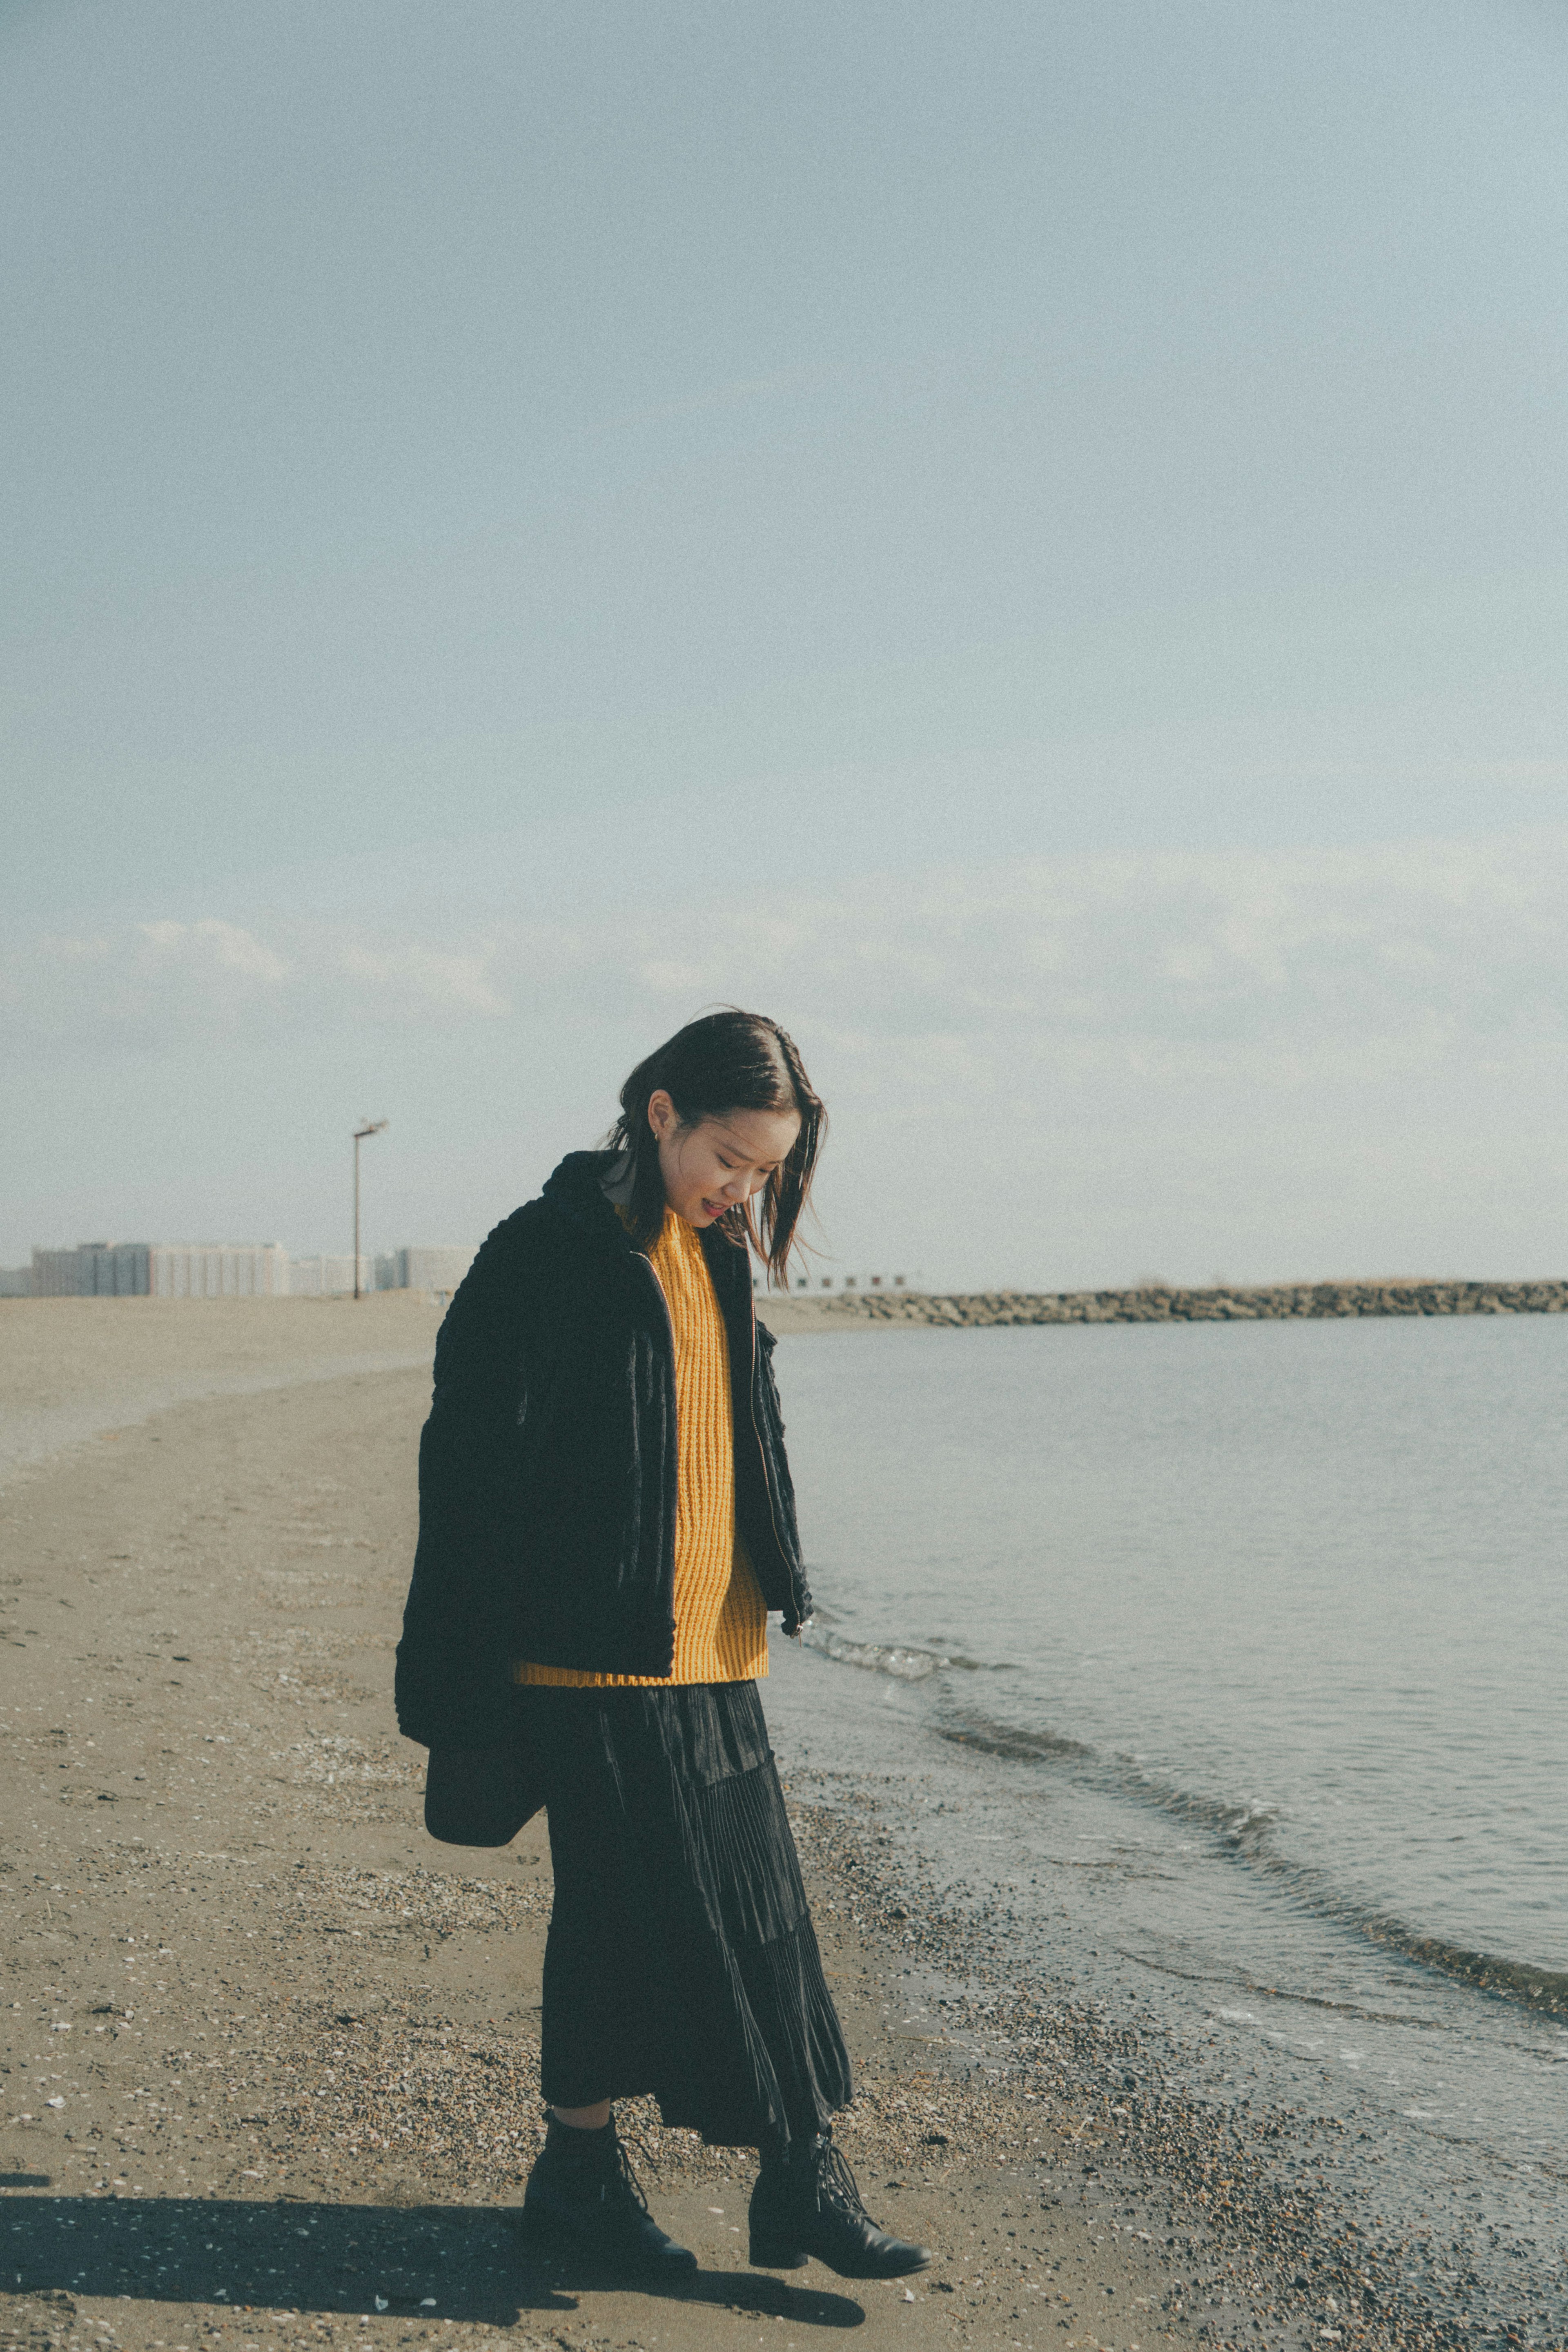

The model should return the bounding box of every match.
[801,1626,1005,1682]
[1355,1922,1568,2020]
[933,1703,1568,2020]
[937,1716,1094,1763]
[1123,1761,1568,2013]
[801,1627,946,1680]
[1119,1762,1282,1850]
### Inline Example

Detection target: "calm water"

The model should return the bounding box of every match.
[764,1313,1568,2312]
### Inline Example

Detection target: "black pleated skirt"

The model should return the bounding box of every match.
[519,1677,853,2150]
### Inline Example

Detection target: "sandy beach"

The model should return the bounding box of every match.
[2,1300,1386,2352]
[0,1297,448,1484]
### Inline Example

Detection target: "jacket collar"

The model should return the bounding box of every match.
[539,1150,636,1252]
[541,1150,756,1317]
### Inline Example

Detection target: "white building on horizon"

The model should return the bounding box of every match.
[8,1238,491,1304]
[24,1242,290,1298]
[286,1253,374,1297]
[154,1242,290,1297]
[287,1245,477,1296]
[375,1245,476,1295]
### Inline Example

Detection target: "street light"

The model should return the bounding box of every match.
[352,1118,389,1299]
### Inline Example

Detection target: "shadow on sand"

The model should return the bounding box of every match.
[2,2188,866,2329]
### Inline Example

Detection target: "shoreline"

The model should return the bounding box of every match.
[781,1764,1530,2352]
[2,1352,1225,2352]
[1,1326,1547,2348]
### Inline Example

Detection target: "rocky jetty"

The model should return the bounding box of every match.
[810,1277,1568,1328]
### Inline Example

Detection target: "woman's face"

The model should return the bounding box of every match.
[648,1091,802,1227]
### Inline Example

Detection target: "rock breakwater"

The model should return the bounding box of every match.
[811,1277,1568,1328]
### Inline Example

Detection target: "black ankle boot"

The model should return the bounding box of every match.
[749,2131,931,2279]
[521,2111,697,2274]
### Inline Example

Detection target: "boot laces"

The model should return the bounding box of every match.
[813,2140,870,2222]
[604,2140,653,2216]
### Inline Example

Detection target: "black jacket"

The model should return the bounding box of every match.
[393,1151,812,1748]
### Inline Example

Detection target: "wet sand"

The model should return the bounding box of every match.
[3,1301,1325,2352]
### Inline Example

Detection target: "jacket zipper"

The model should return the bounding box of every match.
[744,1276,800,1623]
[631,1252,679,1632]
[634,1248,677,1357]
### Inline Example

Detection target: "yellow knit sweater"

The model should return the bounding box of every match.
[515,1207,769,1688]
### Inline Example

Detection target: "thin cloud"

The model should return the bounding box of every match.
[7,830,1566,1090]
[334,942,510,1017]
[137,917,292,983]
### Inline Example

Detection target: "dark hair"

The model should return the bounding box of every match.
[607,1010,826,1284]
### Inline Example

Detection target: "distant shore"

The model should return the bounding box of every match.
[762,1275,1568,1333]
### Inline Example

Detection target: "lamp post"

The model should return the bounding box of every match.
[352,1119,389,1299]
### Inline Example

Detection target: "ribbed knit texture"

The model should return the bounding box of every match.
[517,1207,768,1688]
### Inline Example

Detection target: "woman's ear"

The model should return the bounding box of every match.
[647,1087,676,1139]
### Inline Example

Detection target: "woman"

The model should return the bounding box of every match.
[395,1010,928,2282]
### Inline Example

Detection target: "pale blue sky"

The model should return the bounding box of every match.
[4,1,1566,1285]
